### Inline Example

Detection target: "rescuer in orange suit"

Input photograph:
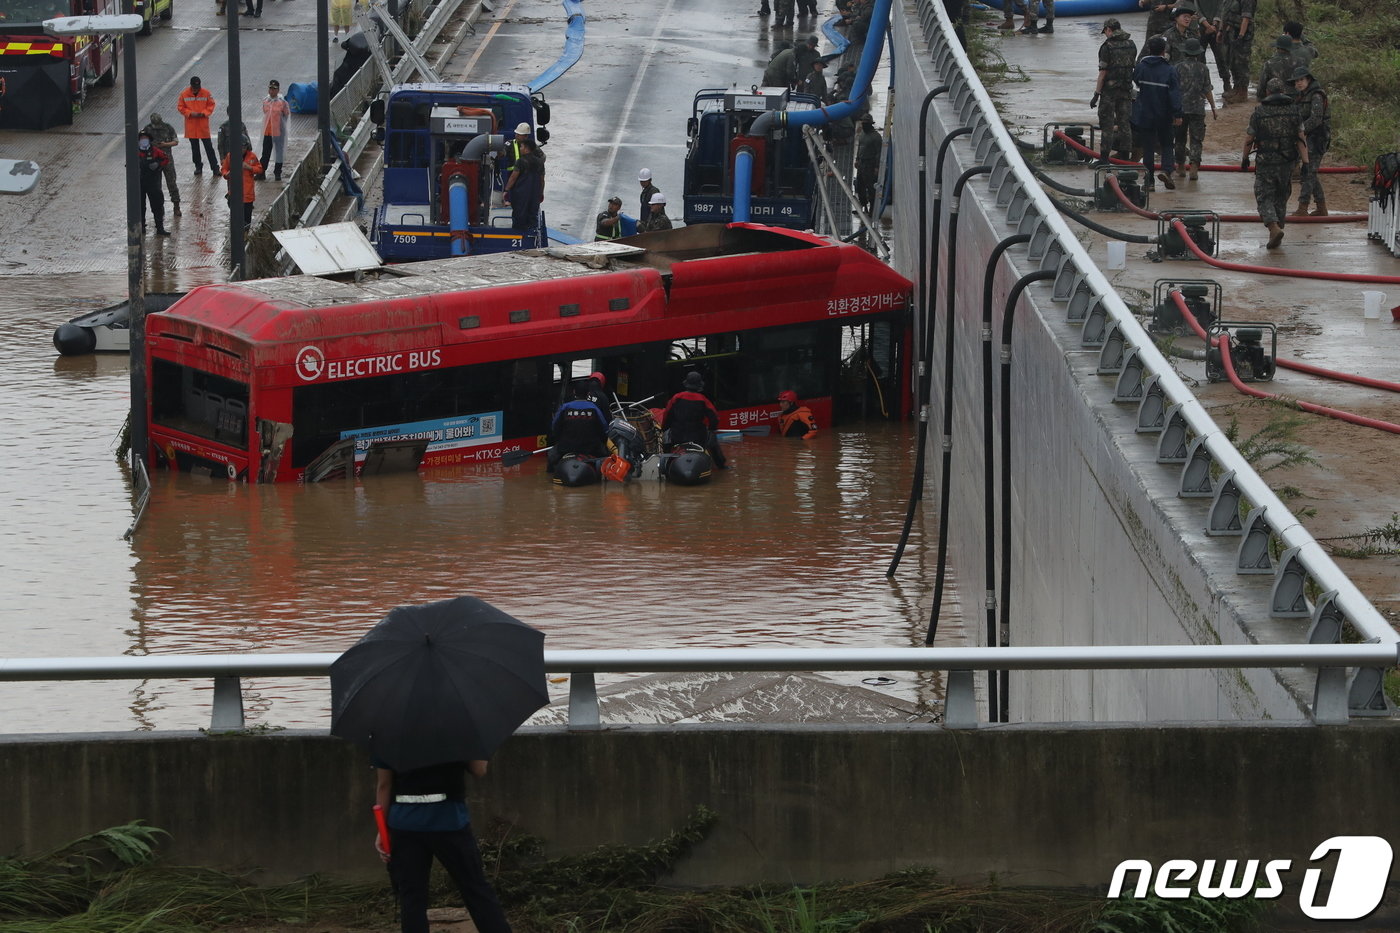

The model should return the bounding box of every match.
[776,390,818,438]
[177,75,219,175]
[221,139,263,231]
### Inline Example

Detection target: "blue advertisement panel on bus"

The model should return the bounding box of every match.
[340,412,504,462]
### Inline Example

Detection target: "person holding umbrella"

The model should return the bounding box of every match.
[331,596,547,933]
[372,759,513,933]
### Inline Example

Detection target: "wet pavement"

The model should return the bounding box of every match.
[0,1,929,733]
[981,10,1400,618]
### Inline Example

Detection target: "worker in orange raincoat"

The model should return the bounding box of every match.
[176,75,219,175]
[221,139,263,231]
[777,390,818,438]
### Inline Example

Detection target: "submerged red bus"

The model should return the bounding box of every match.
[145,223,912,482]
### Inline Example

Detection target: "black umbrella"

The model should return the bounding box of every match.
[330,597,548,772]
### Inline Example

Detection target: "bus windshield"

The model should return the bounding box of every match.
[0,0,73,25]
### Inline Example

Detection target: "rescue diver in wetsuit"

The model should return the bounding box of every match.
[662,371,727,469]
[776,390,818,438]
[547,381,609,472]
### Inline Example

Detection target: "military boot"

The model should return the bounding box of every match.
[1265,222,1284,249]
[274,162,283,182]
[1188,163,1199,181]
[1310,197,1328,217]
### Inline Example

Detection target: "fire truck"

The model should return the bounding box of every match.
[0,0,122,129]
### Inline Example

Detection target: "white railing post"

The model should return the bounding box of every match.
[568,670,599,729]
[210,675,245,732]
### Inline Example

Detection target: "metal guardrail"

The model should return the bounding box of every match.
[4,643,1397,732]
[909,0,1398,709]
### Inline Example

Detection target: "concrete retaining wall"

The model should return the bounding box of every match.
[5,726,1399,889]
[887,1,1315,721]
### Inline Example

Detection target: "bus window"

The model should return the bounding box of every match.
[150,359,250,447]
[742,323,835,406]
[291,360,522,468]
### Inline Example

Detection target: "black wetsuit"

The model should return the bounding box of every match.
[662,391,726,468]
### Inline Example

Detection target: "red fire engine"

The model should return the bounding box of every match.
[0,0,122,129]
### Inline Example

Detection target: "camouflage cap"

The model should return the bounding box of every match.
[1266,77,1288,95]
[1170,5,1195,16]
[1290,64,1312,81]
[1183,37,1203,55]
[1274,35,1293,50]
[1102,17,1120,31]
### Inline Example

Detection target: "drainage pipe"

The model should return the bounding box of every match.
[1105,172,1367,225]
[886,86,949,579]
[527,0,585,92]
[1054,130,1365,174]
[997,268,1059,722]
[749,0,892,135]
[1047,192,1158,243]
[929,232,1029,647]
[731,147,756,223]
[1168,216,1400,285]
[1168,291,1400,435]
[447,176,471,256]
[1033,167,1093,198]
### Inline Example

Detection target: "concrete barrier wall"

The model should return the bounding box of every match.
[6,726,1399,888]
[886,1,1322,721]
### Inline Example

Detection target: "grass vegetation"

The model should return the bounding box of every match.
[2,815,1271,932]
[1254,0,1400,166]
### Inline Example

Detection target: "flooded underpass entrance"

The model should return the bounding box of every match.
[1,266,958,730]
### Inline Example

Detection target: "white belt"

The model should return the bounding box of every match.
[395,793,447,803]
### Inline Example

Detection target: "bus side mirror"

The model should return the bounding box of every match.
[532,97,551,126]
[369,99,385,126]
[536,127,550,145]
[687,117,698,138]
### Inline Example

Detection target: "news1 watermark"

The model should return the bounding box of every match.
[1107,836,1394,921]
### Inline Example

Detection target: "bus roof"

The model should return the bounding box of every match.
[150,224,906,354]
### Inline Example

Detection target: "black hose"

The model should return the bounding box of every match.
[1032,167,1093,198]
[886,86,949,579]
[890,100,957,574]
[1047,192,1159,244]
[1013,134,1040,152]
[930,232,1030,657]
[996,268,1058,722]
[920,162,990,645]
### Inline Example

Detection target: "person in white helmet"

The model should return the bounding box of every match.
[637,191,672,233]
[638,168,659,221]
[503,121,533,177]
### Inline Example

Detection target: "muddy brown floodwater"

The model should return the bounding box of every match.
[0,271,952,731]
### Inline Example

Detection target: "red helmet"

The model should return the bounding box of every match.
[589,371,606,387]
[778,390,798,404]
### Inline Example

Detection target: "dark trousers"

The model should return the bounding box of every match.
[390,825,511,933]
[188,137,218,170]
[1137,121,1175,177]
[141,184,165,229]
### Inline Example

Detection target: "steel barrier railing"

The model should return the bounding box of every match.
[906,0,1397,716]
[3,643,1397,733]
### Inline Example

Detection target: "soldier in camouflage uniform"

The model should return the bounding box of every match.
[1283,21,1318,67]
[1216,0,1254,102]
[1137,0,1175,57]
[771,0,794,30]
[1158,6,1209,63]
[1093,18,1138,162]
[1256,35,1296,101]
[1244,77,1308,249]
[1173,37,1215,179]
[1291,64,1331,216]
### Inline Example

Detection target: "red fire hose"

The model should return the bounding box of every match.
[1167,291,1400,434]
[1167,217,1400,285]
[1105,173,1366,224]
[1053,130,1365,174]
